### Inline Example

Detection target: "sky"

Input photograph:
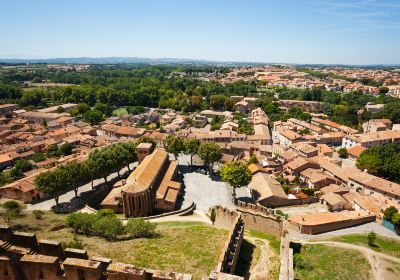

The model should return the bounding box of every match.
[0,0,400,65]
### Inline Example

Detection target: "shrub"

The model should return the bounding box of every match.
[62,235,85,250]
[125,218,157,238]
[391,213,400,225]
[96,209,116,217]
[92,215,125,240]
[302,188,315,196]
[367,231,377,247]
[33,210,45,220]
[2,200,22,215]
[66,212,96,235]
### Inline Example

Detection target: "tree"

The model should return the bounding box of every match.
[125,218,157,238]
[383,206,398,221]
[10,159,34,179]
[59,143,74,156]
[137,136,156,150]
[198,143,222,174]
[62,162,90,197]
[92,215,125,240]
[367,231,377,247]
[220,161,252,196]
[247,154,258,165]
[337,147,349,159]
[183,138,201,166]
[33,152,46,163]
[210,207,216,225]
[392,213,400,225]
[84,109,104,125]
[164,135,184,159]
[35,170,63,206]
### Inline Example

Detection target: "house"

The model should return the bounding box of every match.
[362,119,392,133]
[0,104,19,115]
[321,192,347,211]
[300,168,335,190]
[347,145,366,160]
[0,175,45,203]
[249,172,288,207]
[285,157,319,175]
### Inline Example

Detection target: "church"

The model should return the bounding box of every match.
[100,143,182,217]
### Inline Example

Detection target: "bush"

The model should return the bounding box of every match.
[96,209,116,217]
[62,235,85,250]
[367,231,377,247]
[2,200,22,215]
[302,188,315,196]
[125,218,157,238]
[66,212,96,235]
[33,210,45,220]
[92,215,125,240]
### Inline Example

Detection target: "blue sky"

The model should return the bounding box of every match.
[0,0,400,64]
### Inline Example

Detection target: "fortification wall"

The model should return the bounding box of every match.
[292,214,376,234]
[0,225,244,280]
[236,202,283,237]
[214,206,244,275]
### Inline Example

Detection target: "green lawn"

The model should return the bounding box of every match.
[294,244,372,280]
[112,107,128,117]
[1,212,228,280]
[331,234,400,259]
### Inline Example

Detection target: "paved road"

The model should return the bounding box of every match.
[27,163,137,211]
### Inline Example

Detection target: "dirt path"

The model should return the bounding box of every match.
[246,236,280,280]
[296,240,400,280]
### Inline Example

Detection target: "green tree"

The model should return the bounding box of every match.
[2,200,23,216]
[367,231,377,247]
[84,109,104,125]
[220,161,252,196]
[59,143,74,156]
[10,159,34,179]
[337,147,349,159]
[210,207,216,225]
[164,135,184,159]
[383,206,398,221]
[92,215,125,240]
[198,142,222,174]
[183,138,201,166]
[391,213,400,225]
[247,154,258,165]
[35,170,63,206]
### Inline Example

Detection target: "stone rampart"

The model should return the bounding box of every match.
[236,202,283,237]
[0,225,244,280]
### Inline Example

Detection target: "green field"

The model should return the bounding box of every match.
[112,107,128,116]
[1,212,228,280]
[331,234,400,259]
[294,244,372,280]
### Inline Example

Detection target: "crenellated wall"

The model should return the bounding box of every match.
[0,225,244,280]
[236,202,283,237]
[213,206,244,275]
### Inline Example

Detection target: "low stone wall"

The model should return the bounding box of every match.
[236,202,283,237]
[214,206,244,275]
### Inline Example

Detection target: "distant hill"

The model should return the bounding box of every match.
[0,56,266,66]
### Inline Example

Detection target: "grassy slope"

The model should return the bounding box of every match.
[1,212,228,280]
[331,234,400,259]
[294,244,372,280]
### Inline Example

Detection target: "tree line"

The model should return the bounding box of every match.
[35,141,141,205]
